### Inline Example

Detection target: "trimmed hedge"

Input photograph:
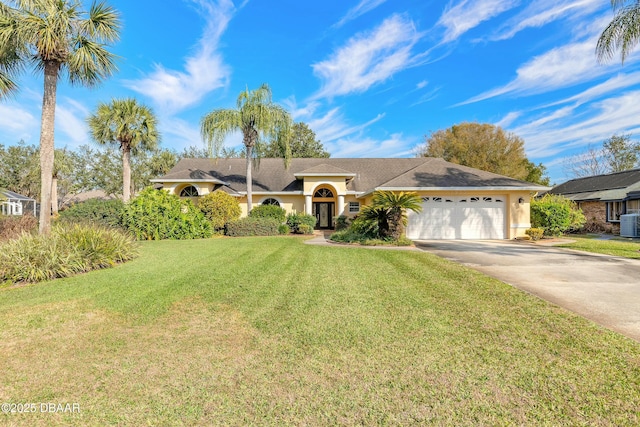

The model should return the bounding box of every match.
[198,191,241,230]
[225,217,281,237]
[286,213,317,234]
[122,188,213,240]
[249,204,286,223]
[531,194,585,236]
[58,198,124,228]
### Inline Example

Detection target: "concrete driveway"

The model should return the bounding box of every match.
[415,240,640,342]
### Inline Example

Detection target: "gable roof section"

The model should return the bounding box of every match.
[154,158,547,194]
[0,188,36,201]
[550,169,640,201]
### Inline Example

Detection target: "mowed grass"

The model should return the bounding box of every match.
[0,237,639,426]
[557,235,640,259]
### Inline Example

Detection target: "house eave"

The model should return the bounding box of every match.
[357,186,550,198]
[150,178,229,185]
[293,172,357,178]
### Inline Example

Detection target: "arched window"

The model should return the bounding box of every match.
[262,198,280,207]
[314,188,334,198]
[180,185,199,197]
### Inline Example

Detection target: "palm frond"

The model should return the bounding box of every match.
[67,36,118,86]
[80,1,120,43]
[597,1,640,63]
[200,108,241,158]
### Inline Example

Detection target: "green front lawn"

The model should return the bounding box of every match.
[0,237,639,426]
[558,235,640,259]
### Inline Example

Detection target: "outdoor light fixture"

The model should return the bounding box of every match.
[518,197,525,204]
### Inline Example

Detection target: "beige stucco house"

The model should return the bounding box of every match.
[152,157,548,240]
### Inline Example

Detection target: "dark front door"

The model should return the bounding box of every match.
[314,202,334,229]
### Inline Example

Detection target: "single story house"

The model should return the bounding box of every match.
[548,168,640,234]
[152,157,548,240]
[0,188,37,216]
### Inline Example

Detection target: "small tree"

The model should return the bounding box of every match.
[370,191,423,240]
[198,191,241,231]
[249,204,286,222]
[531,194,585,236]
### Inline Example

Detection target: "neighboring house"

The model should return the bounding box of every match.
[0,189,37,216]
[152,157,548,240]
[549,168,640,234]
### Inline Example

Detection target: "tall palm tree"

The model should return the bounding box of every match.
[0,0,120,234]
[371,191,423,240]
[88,98,159,202]
[200,84,292,212]
[596,0,640,63]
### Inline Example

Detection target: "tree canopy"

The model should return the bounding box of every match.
[88,98,160,202]
[200,84,292,212]
[563,134,640,178]
[417,122,549,184]
[261,122,329,158]
[0,0,121,234]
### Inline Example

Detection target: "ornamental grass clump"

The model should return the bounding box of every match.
[0,223,138,285]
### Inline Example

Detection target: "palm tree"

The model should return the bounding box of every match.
[88,98,159,202]
[596,0,640,63]
[200,84,292,212]
[371,191,423,240]
[0,0,120,234]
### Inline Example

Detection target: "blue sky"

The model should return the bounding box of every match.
[2,0,639,184]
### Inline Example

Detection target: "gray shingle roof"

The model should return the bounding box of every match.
[550,168,640,201]
[154,158,547,194]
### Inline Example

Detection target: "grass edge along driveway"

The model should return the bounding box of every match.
[0,237,639,426]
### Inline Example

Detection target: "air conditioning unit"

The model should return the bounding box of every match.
[620,214,640,238]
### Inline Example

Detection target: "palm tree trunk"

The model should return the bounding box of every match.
[246,144,253,212]
[51,175,58,215]
[38,61,60,235]
[122,144,131,202]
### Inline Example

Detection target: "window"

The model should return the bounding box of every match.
[262,198,280,207]
[349,202,360,213]
[607,201,624,222]
[627,199,640,214]
[314,188,334,198]
[179,185,198,197]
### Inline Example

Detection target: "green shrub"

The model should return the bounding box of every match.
[0,223,138,284]
[198,191,241,230]
[330,228,413,246]
[286,213,317,234]
[58,198,124,228]
[249,204,286,223]
[531,194,585,236]
[0,214,38,240]
[122,188,212,240]
[298,224,314,235]
[335,215,350,231]
[525,227,545,241]
[278,224,290,235]
[225,217,281,237]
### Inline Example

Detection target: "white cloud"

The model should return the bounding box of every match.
[55,100,91,149]
[542,72,640,108]
[312,14,420,99]
[123,0,234,113]
[0,103,36,135]
[416,80,428,89]
[327,133,415,158]
[490,0,601,41]
[308,107,384,144]
[437,0,519,43]
[494,111,521,128]
[333,0,388,28]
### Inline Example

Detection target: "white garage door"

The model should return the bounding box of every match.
[406,196,506,240]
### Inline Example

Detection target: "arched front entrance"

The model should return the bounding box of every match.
[312,186,336,229]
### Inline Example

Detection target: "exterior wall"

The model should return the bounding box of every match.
[302,177,347,195]
[578,201,619,234]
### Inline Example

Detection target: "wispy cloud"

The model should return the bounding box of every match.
[333,0,388,28]
[124,0,235,113]
[312,14,420,99]
[437,0,519,43]
[490,0,601,41]
[308,107,385,143]
[327,133,415,158]
[55,99,91,149]
[0,103,35,135]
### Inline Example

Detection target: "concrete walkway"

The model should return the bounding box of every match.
[415,239,640,342]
